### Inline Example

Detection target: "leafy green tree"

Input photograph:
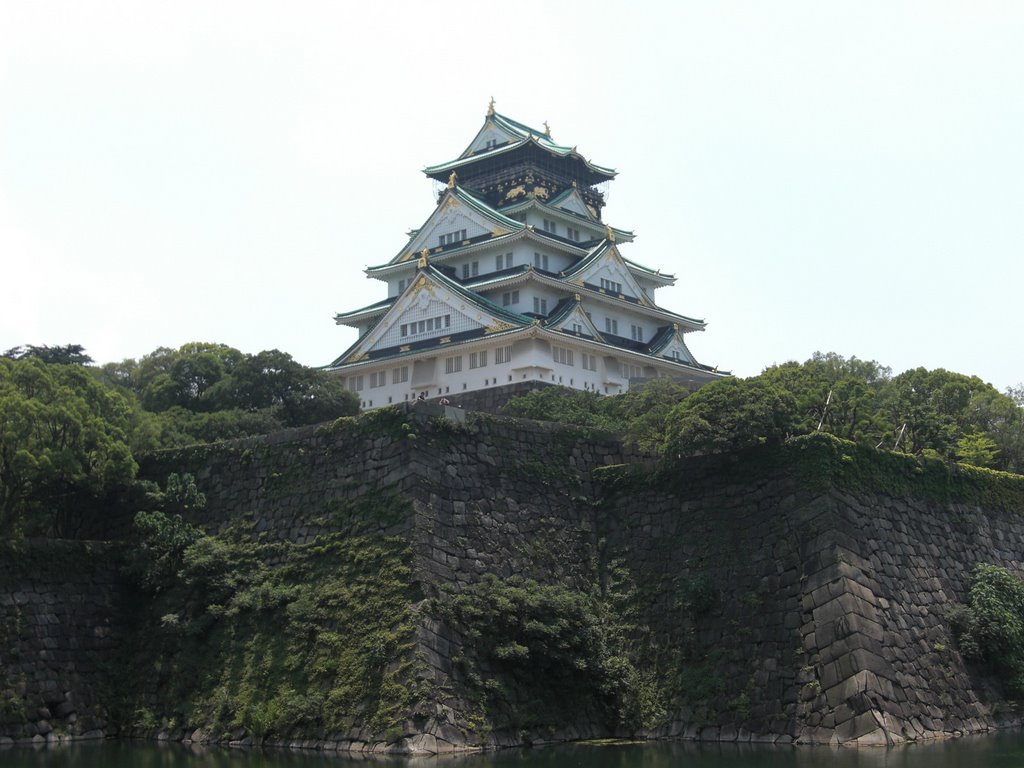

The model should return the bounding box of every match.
[760,352,891,443]
[103,344,358,447]
[956,433,1000,468]
[128,473,207,591]
[503,386,617,430]
[950,564,1024,695]
[503,378,693,452]
[204,349,358,426]
[0,357,136,536]
[661,377,798,457]
[609,378,694,452]
[965,387,1024,474]
[134,343,244,412]
[880,368,1002,459]
[3,344,93,366]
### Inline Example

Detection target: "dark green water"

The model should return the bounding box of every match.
[5,735,1024,768]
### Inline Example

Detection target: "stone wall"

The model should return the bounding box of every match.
[594,440,1024,746]
[3,412,1024,752]
[0,541,123,746]
[416,380,554,414]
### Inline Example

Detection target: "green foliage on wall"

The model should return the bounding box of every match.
[948,564,1024,697]
[597,433,1024,515]
[115,487,421,742]
[434,571,665,735]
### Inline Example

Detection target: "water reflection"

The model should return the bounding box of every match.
[3,734,1024,768]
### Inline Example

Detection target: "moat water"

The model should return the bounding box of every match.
[6,734,1024,768]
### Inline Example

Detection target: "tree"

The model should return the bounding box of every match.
[204,349,358,426]
[0,357,136,536]
[760,352,891,443]
[661,377,798,457]
[503,378,693,451]
[880,368,1003,459]
[609,378,694,452]
[134,343,244,412]
[502,386,616,430]
[3,344,93,366]
[963,387,1023,473]
[956,433,1000,468]
[97,344,359,448]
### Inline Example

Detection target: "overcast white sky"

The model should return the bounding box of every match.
[2,2,1022,390]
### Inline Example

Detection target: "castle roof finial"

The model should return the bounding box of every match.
[543,120,551,137]
[487,97,495,116]
[418,248,430,269]
[447,171,457,189]
[605,224,616,242]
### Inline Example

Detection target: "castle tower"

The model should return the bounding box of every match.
[326,103,726,409]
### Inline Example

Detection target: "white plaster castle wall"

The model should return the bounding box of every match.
[344,335,652,409]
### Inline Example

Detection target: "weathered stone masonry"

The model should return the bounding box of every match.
[2,410,1023,750]
[0,541,122,747]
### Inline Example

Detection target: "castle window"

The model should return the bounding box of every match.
[502,290,520,307]
[631,324,644,341]
[439,229,467,247]
[600,278,623,294]
[566,227,580,242]
[623,364,643,379]
[370,371,386,389]
[496,252,514,270]
[445,355,463,374]
[582,354,597,371]
[485,138,498,149]
[392,366,409,384]
[462,261,479,279]
[496,345,513,364]
[605,317,618,335]
[469,350,488,369]
[571,323,583,334]
[405,315,450,339]
[542,218,557,234]
[533,297,548,315]
[552,346,574,366]
[347,375,364,392]
[533,252,549,271]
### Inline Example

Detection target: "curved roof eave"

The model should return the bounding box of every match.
[324,324,531,372]
[463,267,706,330]
[621,256,674,281]
[534,326,727,377]
[367,227,589,277]
[498,197,635,240]
[424,135,617,179]
[334,296,397,326]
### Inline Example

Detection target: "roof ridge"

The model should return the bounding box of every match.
[492,111,548,138]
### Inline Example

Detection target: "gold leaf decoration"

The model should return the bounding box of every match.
[485,320,517,334]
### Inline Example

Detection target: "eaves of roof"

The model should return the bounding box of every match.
[462,265,705,330]
[424,133,616,179]
[333,296,397,325]
[498,196,635,240]
[324,324,529,371]
[367,227,588,278]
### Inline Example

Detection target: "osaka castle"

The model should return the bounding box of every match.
[326,101,726,409]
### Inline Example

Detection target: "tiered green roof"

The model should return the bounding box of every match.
[423,110,616,183]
